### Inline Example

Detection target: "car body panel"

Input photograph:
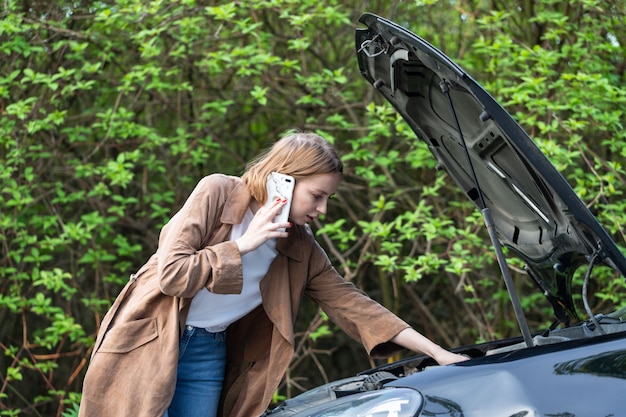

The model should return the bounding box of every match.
[388,334,626,416]
[355,13,626,324]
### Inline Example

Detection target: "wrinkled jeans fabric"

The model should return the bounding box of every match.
[164,326,227,417]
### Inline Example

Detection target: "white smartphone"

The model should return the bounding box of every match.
[265,172,295,230]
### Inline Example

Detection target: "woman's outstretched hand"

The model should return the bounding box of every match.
[433,350,470,366]
[391,328,470,365]
[235,198,291,255]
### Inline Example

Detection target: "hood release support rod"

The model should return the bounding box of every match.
[440,80,535,348]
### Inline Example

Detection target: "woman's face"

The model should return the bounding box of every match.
[289,173,341,226]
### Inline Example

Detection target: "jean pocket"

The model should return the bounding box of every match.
[98,317,159,353]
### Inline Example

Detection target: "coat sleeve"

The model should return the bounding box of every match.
[156,175,244,298]
[304,238,411,358]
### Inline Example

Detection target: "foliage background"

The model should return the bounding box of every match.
[2,0,626,415]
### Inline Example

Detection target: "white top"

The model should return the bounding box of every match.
[185,208,277,332]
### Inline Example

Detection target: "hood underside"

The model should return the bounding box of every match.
[355,13,626,324]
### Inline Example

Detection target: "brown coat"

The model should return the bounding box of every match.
[78,174,410,417]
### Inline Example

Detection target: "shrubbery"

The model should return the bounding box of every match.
[1,0,625,414]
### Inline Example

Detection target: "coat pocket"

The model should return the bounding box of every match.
[97,317,159,354]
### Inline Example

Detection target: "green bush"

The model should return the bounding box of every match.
[1,0,625,414]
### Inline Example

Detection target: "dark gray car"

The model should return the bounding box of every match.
[263,13,626,417]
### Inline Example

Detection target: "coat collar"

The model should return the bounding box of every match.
[220,177,304,262]
[276,225,304,262]
[219,178,251,225]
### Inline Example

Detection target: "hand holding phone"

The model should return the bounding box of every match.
[265,172,294,231]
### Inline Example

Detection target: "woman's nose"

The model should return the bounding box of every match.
[317,199,328,214]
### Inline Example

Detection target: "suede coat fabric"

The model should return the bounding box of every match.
[78,174,410,417]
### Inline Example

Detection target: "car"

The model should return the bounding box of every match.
[261,12,626,417]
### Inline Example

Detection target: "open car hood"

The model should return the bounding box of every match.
[356,13,626,325]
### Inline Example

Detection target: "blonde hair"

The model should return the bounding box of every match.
[242,132,343,203]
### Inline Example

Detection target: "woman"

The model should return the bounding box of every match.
[78,132,467,417]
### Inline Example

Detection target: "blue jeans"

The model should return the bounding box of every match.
[164,326,227,417]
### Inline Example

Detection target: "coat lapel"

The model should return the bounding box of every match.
[260,226,306,344]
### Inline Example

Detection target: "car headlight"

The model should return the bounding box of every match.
[303,387,423,417]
